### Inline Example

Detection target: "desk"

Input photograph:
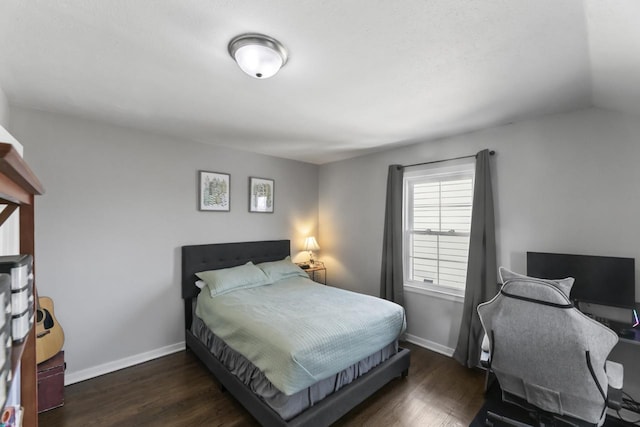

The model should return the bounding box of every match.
[619,327,640,343]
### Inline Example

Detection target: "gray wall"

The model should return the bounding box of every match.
[8,105,640,378]
[0,87,7,127]
[9,106,319,382]
[319,108,640,353]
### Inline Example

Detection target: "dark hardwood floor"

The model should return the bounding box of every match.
[39,343,485,426]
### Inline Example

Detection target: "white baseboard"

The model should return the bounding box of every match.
[65,341,186,386]
[403,333,455,357]
[65,336,453,385]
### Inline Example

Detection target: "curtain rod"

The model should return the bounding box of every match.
[402,150,495,169]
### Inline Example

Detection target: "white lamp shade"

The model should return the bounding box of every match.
[234,44,283,79]
[303,237,320,251]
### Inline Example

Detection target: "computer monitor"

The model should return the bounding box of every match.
[526,252,636,309]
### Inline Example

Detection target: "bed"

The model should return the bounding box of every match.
[182,239,410,427]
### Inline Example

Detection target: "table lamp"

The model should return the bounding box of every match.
[303,237,320,265]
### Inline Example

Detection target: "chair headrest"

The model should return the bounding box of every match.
[499,267,575,306]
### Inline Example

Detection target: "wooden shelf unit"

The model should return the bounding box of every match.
[0,142,44,427]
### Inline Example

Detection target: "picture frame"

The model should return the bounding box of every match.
[249,177,274,213]
[199,171,230,212]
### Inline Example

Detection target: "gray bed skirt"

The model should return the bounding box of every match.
[191,315,398,421]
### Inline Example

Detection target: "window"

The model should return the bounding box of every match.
[403,161,475,296]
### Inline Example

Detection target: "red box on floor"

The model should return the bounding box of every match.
[37,350,65,413]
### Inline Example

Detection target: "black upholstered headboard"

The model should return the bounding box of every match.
[181,240,291,327]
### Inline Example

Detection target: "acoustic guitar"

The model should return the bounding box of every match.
[35,296,65,364]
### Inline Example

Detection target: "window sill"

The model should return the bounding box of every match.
[403,283,465,303]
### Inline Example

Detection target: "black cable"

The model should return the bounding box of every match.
[623,399,640,410]
[623,391,640,410]
[623,397,640,411]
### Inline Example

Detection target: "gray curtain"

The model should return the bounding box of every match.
[453,149,497,368]
[380,164,404,307]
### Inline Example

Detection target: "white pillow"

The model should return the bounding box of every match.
[256,256,308,282]
[196,262,270,297]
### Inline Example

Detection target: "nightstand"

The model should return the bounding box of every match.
[297,262,327,285]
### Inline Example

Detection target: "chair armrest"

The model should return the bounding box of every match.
[607,385,623,410]
[606,360,623,390]
[480,334,491,368]
[605,360,624,410]
[482,333,491,352]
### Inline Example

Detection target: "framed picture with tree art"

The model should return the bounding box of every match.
[199,171,230,211]
[249,177,274,213]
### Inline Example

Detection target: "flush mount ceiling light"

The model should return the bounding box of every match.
[228,33,288,79]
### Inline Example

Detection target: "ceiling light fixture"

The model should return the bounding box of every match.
[228,33,288,79]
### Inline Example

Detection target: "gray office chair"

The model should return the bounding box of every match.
[477,267,623,426]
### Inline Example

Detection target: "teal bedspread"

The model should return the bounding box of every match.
[195,276,406,396]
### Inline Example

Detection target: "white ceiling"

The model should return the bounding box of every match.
[0,1,638,164]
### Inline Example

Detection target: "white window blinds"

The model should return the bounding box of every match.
[404,161,475,294]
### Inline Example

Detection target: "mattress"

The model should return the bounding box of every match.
[191,315,398,420]
[195,275,406,395]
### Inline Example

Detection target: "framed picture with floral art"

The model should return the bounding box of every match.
[199,171,230,211]
[248,177,274,213]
